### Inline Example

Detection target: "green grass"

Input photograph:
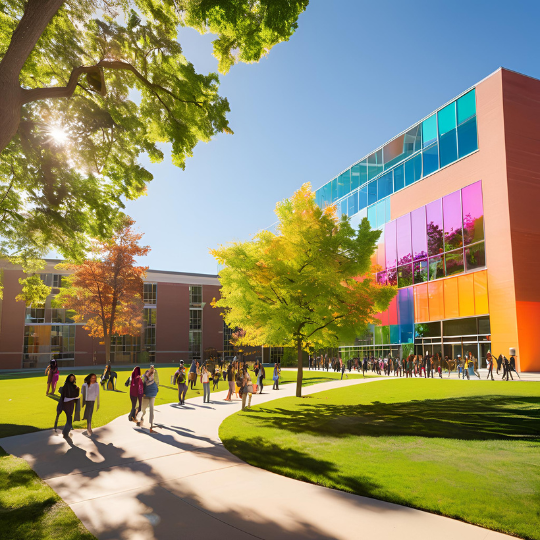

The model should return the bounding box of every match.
[220,379,540,540]
[0,366,368,438]
[0,446,96,540]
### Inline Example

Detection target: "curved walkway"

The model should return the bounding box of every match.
[2,377,513,540]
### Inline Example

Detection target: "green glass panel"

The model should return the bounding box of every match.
[438,103,456,136]
[382,325,390,345]
[359,159,368,185]
[351,164,360,191]
[338,170,351,199]
[422,115,437,147]
[331,178,338,202]
[457,89,476,124]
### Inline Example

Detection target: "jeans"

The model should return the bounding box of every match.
[62,411,73,437]
[140,397,155,427]
[273,378,279,390]
[203,382,210,403]
[178,383,188,404]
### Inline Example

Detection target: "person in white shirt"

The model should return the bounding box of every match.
[82,373,100,436]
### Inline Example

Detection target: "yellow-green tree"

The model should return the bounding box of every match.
[212,183,396,397]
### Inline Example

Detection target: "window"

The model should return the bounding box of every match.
[189,309,202,330]
[428,256,444,281]
[445,248,464,276]
[189,285,202,305]
[347,192,358,216]
[413,259,428,284]
[189,331,202,359]
[51,325,75,359]
[144,327,156,349]
[51,309,75,324]
[462,181,484,244]
[465,242,486,271]
[422,115,437,148]
[442,190,463,251]
[143,283,157,305]
[26,308,45,323]
[422,142,439,176]
[143,307,156,327]
[52,274,63,288]
[426,199,444,256]
[338,170,350,199]
[367,180,377,205]
[397,264,413,288]
[393,164,404,191]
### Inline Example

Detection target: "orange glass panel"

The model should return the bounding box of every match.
[415,283,429,323]
[443,277,459,319]
[473,270,489,315]
[377,241,386,268]
[458,274,475,317]
[428,281,445,321]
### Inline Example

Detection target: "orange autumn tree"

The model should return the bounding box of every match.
[55,218,149,364]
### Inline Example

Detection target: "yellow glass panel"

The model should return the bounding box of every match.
[444,277,459,319]
[415,284,429,323]
[458,274,475,317]
[428,281,445,321]
[474,270,489,315]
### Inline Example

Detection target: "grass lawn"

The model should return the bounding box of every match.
[0,366,368,438]
[0,446,96,540]
[220,379,540,540]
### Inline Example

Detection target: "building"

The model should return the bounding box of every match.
[312,68,540,372]
[0,260,227,369]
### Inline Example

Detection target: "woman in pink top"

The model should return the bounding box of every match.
[129,366,144,422]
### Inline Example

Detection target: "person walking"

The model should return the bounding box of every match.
[272,363,280,390]
[139,366,159,432]
[81,373,100,436]
[174,361,188,405]
[257,362,265,394]
[503,356,513,381]
[212,366,221,390]
[509,355,521,379]
[188,361,198,390]
[341,361,346,380]
[486,352,495,380]
[241,370,254,410]
[57,374,80,440]
[128,366,144,423]
[201,365,211,403]
[225,363,235,401]
[45,359,60,395]
[496,354,503,375]
[100,364,117,390]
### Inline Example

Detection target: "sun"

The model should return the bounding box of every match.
[49,126,68,145]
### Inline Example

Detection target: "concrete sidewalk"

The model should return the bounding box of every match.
[2,377,513,540]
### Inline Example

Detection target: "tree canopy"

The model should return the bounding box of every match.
[212,183,396,396]
[0,0,309,263]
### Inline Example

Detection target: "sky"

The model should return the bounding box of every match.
[123,0,540,275]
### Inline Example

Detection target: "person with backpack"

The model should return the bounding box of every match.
[139,366,159,432]
[174,361,188,405]
[128,366,144,422]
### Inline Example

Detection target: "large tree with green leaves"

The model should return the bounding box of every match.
[0,0,309,264]
[212,183,396,397]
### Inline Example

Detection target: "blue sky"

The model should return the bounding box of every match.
[124,0,540,275]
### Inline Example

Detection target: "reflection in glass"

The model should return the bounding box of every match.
[445,248,464,276]
[359,159,368,185]
[443,190,463,251]
[458,116,478,158]
[377,172,393,200]
[338,170,351,199]
[438,102,456,135]
[358,184,368,210]
[465,241,486,271]
[462,181,484,244]
[423,143,439,176]
[368,150,383,180]
[411,207,428,260]
[385,220,397,268]
[348,191,358,216]
[439,129,458,167]
[340,199,348,216]
[394,164,404,191]
[428,255,444,280]
[405,154,422,186]
[351,164,360,191]
[426,199,444,256]
[377,271,387,285]
[367,205,377,229]
[397,264,413,288]
[368,181,377,205]
[387,267,397,286]
[457,89,476,124]
[331,178,338,202]
[383,125,422,170]
[397,214,412,265]
[422,115,437,147]
[413,259,428,283]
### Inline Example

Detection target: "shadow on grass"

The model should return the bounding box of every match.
[245,395,540,441]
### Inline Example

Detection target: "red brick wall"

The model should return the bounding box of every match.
[0,269,26,369]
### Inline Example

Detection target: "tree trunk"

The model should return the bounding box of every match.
[296,339,303,398]
[0,77,22,153]
[104,333,111,365]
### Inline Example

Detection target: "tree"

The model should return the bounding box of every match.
[55,217,149,363]
[0,0,309,262]
[211,183,396,397]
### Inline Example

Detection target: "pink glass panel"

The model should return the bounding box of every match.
[385,220,397,268]
[462,181,484,245]
[411,207,428,261]
[396,214,412,265]
[426,199,444,256]
[443,190,463,251]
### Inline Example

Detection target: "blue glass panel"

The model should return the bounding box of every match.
[377,172,393,200]
[438,103,456,135]
[390,325,400,344]
[367,205,377,228]
[348,191,358,216]
[422,115,437,147]
[338,170,351,199]
[358,184,368,210]
[386,197,391,222]
[368,181,377,205]
[359,159,368,185]
[413,153,422,181]
[457,89,476,124]
[404,154,422,186]
[376,200,385,227]
[351,164,360,191]
[315,189,322,208]
[423,143,439,176]
[458,116,478,158]
[439,129,458,168]
[340,199,348,217]
[322,183,331,207]
[331,178,338,202]
[394,164,404,191]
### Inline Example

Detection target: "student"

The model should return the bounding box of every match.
[139,366,159,432]
[272,363,280,390]
[188,360,198,390]
[128,366,144,422]
[212,366,220,390]
[225,363,235,401]
[82,373,100,436]
[45,359,60,395]
[257,362,265,394]
[241,370,254,410]
[496,354,503,375]
[509,355,521,379]
[486,352,494,380]
[201,365,211,403]
[100,364,117,390]
[57,374,80,440]
[174,361,188,405]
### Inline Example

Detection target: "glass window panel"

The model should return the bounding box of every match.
[396,214,412,265]
[411,207,428,261]
[443,317,477,337]
[143,283,157,304]
[387,267,397,286]
[428,255,444,281]
[382,325,390,344]
[413,259,428,284]
[478,316,491,335]
[423,142,439,176]
[359,159,368,185]
[443,277,460,319]
[385,220,397,268]
[426,199,444,256]
[404,153,422,186]
[322,183,331,207]
[368,180,377,205]
[393,164,404,191]
[465,241,486,271]
[347,192,358,216]
[438,103,456,136]
[374,326,383,345]
[351,164,360,191]
[338,170,351,199]
[445,248,464,276]
[367,205,377,229]
[422,115,437,147]
[367,153,378,181]
[390,325,400,344]
[385,197,391,222]
[397,264,413,288]
[443,190,463,251]
[439,129,458,168]
[331,178,338,202]
[377,172,393,200]
[377,237,386,268]
[376,271,387,285]
[358,184,368,210]
[457,116,478,158]
[457,274,475,317]
[340,199,348,216]
[376,200,386,228]
[189,285,202,304]
[474,270,489,315]
[428,281,445,321]
[457,89,476,124]
[462,181,484,245]
[414,284,430,323]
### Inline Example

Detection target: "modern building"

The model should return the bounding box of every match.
[0,260,227,369]
[312,68,540,372]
